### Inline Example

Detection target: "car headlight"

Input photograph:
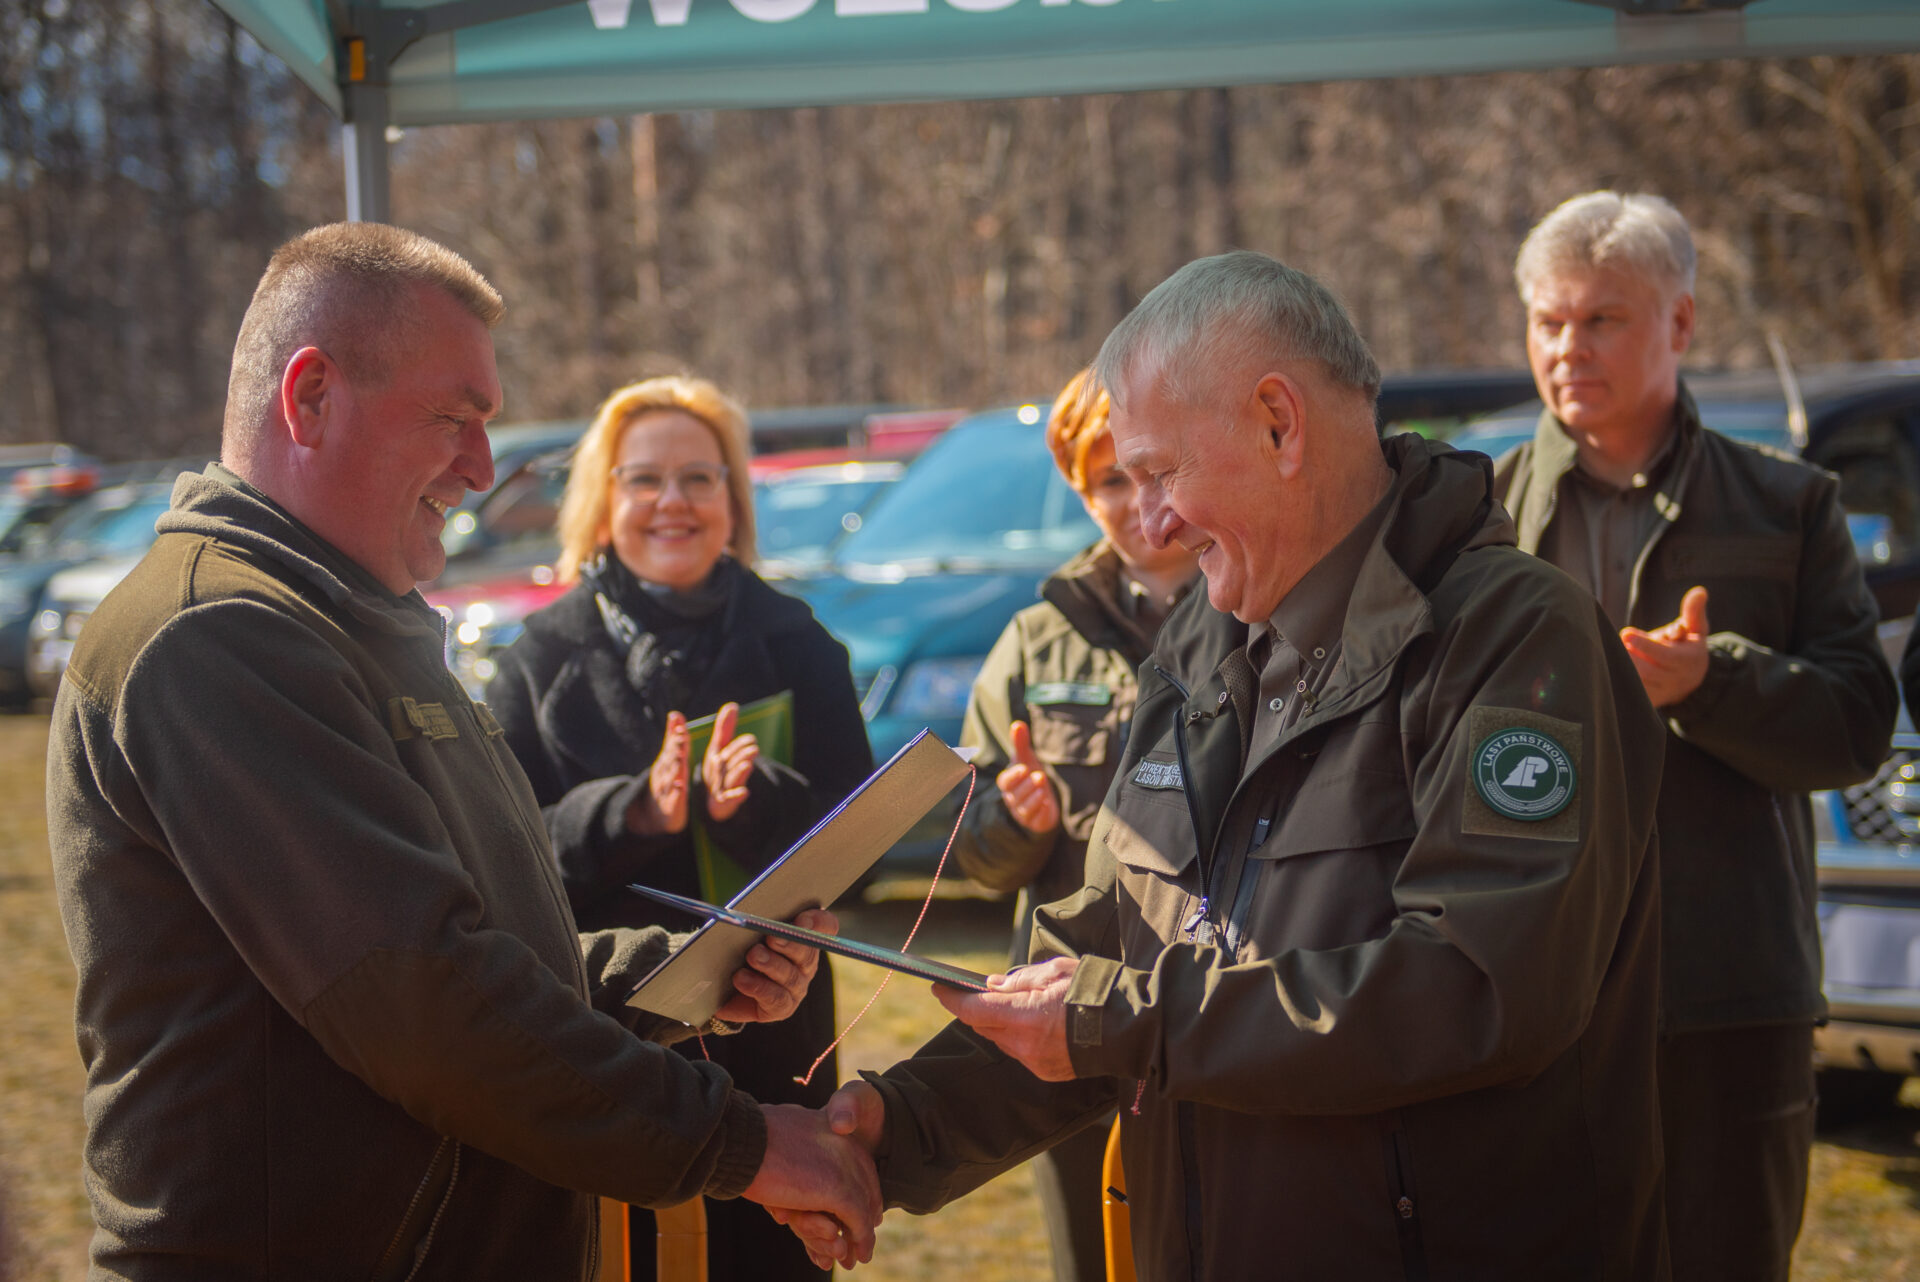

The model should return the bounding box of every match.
[886,656,986,721]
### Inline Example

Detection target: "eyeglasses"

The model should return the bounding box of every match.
[609,462,729,504]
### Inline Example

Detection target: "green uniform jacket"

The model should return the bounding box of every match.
[955,542,1166,963]
[865,435,1670,1282]
[1492,386,1895,1031]
[45,469,764,1281]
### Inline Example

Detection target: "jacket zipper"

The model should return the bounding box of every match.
[399,1142,461,1282]
[441,663,593,997]
[1383,1118,1428,1281]
[1153,664,1210,1280]
[375,1135,461,1282]
[1153,665,1219,945]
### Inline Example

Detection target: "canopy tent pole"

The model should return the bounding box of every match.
[332,0,583,223]
[343,79,391,223]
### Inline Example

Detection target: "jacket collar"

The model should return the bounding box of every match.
[157,465,444,642]
[1152,433,1515,730]
[1511,381,1704,555]
[1040,540,1185,666]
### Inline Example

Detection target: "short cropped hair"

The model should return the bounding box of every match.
[1515,191,1696,304]
[224,223,504,447]
[1045,367,1112,497]
[1094,250,1381,412]
[556,376,756,584]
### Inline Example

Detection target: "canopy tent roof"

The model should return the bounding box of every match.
[216,0,1920,128]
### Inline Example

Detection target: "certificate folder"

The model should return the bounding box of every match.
[624,730,973,1027]
[627,883,991,994]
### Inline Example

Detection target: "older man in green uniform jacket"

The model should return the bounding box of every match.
[799,250,1672,1281]
[1492,191,1895,1282]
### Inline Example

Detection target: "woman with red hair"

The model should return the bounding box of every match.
[950,367,1199,1282]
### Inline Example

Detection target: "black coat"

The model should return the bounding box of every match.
[487,559,871,1118]
[488,560,873,932]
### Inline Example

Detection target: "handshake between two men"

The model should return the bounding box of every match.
[746,948,1080,1270]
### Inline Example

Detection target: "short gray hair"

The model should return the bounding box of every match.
[224,223,504,450]
[1094,250,1381,411]
[1515,191,1696,303]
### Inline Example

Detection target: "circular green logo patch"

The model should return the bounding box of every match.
[1472,727,1577,822]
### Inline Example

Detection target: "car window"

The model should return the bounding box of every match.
[756,474,899,560]
[832,415,1098,571]
[74,495,171,558]
[445,455,569,560]
[1446,417,1537,461]
[1804,414,1920,567]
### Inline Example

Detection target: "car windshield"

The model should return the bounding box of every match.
[57,494,170,559]
[830,413,1097,572]
[755,467,901,563]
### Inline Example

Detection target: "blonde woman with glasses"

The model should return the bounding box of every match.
[487,375,871,1282]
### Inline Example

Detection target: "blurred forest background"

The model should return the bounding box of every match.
[4,0,1920,461]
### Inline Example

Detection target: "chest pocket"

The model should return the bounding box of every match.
[1259,772,1418,861]
[1659,533,1800,583]
[1026,699,1119,767]
[1094,750,1196,878]
[1258,716,1417,862]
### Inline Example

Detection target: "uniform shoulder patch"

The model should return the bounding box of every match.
[1472,725,1577,821]
[1460,706,1583,841]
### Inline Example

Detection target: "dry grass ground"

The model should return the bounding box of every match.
[3,711,1919,1279]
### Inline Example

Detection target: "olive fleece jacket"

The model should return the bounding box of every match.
[45,467,764,1281]
[866,435,1671,1281]
[1494,384,1895,1031]
[955,541,1171,964]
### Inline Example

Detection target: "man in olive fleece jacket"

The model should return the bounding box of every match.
[45,222,878,1281]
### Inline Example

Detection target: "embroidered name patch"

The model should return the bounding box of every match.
[1132,758,1184,790]
[389,696,460,742]
[1028,681,1113,707]
[1472,726,1576,821]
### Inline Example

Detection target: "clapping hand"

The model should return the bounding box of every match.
[627,711,691,835]
[745,1100,885,1268]
[996,720,1061,834]
[1619,585,1711,708]
[702,701,759,823]
[713,908,837,1025]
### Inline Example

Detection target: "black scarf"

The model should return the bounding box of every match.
[578,552,736,723]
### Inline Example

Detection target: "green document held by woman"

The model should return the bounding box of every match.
[486,375,873,1282]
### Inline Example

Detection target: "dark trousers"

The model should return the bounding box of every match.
[1658,1022,1816,1282]
[627,959,836,1282]
[1031,1110,1114,1282]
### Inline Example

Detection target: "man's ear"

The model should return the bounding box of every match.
[1254,372,1308,479]
[1670,292,1696,356]
[280,346,341,449]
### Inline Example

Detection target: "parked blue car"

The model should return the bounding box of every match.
[786,404,1098,874]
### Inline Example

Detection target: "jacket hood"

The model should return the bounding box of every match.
[1037,540,1167,666]
[157,466,444,642]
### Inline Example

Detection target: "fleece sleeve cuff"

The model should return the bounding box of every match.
[704,1090,766,1201]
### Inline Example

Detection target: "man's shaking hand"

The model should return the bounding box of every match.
[744,1101,883,1268]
